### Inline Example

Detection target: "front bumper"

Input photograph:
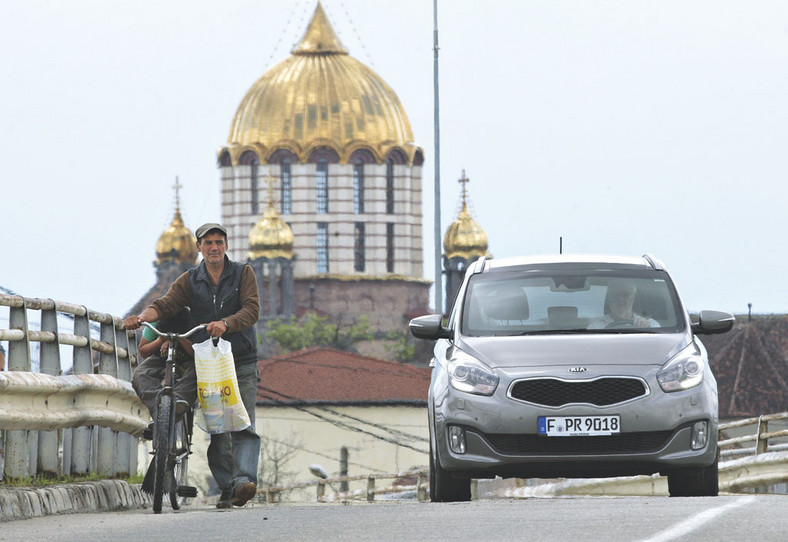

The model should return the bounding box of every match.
[432,367,718,479]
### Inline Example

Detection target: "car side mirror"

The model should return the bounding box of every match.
[409,314,452,340]
[691,310,735,335]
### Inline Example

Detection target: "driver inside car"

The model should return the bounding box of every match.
[588,280,659,329]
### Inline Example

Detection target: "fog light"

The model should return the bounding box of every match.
[691,421,709,450]
[448,426,466,454]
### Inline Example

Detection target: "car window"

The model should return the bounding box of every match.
[461,269,684,336]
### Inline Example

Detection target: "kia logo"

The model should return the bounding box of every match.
[568,367,588,373]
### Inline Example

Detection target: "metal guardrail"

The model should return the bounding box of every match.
[259,469,430,503]
[264,414,788,502]
[718,412,788,458]
[0,294,146,481]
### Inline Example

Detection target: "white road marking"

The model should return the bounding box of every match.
[638,496,757,542]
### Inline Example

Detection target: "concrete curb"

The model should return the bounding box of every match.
[0,480,150,522]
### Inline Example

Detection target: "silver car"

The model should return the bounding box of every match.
[410,254,734,501]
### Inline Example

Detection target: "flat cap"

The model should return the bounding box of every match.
[195,223,227,241]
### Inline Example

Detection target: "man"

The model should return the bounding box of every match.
[124,223,261,509]
[588,280,659,329]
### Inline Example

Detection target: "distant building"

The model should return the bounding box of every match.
[217,2,430,338]
[128,183,198,317]
[700,315,788,418]
[184,347,431,497]
[442,171,490,315]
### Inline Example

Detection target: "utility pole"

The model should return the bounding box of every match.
[433,0,443,314]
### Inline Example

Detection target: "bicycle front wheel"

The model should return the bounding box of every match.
[153,394,172,514]
[169,417,189,510]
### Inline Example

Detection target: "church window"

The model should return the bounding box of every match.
[354,222,365,272]
[280,159,292,215]
[316,159,328,214]
[250,159,259,216]
[386,222,395,273]
[317,222,329,273]
[353,159,365,214]
[386,159,395,214]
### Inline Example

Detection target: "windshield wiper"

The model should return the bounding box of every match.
[587,328,659,334]
[517,328,590,335]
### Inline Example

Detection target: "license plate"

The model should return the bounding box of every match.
[538,415,620,436]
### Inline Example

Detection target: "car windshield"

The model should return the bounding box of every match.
[460,268,685,336]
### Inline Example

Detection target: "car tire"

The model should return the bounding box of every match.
[429,435,471,502]
[667,458,719,497]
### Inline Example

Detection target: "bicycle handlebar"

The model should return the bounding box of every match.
[140,322,206,340]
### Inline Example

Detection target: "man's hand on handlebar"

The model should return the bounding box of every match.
[123,314,146,330]
[123,308,158,331]
[204,320,229,338]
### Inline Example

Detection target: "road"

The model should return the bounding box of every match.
[1,495,786,542]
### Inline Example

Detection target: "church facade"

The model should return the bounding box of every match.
[216,3,430,338]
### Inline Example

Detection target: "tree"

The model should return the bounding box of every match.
[258,430,302,502]
[385,330,416,362]
[265,313,374,353]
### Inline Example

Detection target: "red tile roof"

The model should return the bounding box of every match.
[256,347,431,405]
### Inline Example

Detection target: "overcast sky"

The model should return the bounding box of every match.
[2,0,787,322]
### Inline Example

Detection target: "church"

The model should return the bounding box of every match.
[130,2,491,360]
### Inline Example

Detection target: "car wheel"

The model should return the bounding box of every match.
[668,458,719,497]
[429,435,471,502]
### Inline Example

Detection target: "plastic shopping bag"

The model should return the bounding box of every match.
[192,337,251,434]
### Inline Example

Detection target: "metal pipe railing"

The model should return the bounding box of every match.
[0,293,145,481]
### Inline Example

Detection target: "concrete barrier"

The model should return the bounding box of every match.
[0,481,150,522]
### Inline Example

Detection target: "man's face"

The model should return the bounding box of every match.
[198,232,227,266]
[608,284,636,319]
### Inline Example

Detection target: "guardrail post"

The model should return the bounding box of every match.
[70,307,92,476]
[366,475,375,502]
[755,416,768,454]
[417,472,427,502]
[316,480,326,502]
[5,297,32,480]
[112,321,132,476]
[97,318,118,475]
[121,328,141,474]
[38,301,62,476]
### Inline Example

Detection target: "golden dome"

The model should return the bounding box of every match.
[225,2,417,164]
[443,203,490,260]
[156,208,198,266]
[249,203,295,260]
[443,171,489,260]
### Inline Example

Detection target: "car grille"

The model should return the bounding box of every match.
[484,430,674,455]
[509,377,647,407]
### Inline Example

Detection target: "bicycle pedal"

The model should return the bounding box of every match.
[177,486,198,498]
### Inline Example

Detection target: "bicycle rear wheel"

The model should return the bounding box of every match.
[153,394,172,514]
[169,417,189,510]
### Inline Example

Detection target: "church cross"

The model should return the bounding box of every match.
[458,170,470,205]
[173,176,183,209]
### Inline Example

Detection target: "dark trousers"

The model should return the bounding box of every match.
[131,355,198,417]
[207,363,261,490]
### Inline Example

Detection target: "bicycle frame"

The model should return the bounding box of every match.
[140,322,204,513]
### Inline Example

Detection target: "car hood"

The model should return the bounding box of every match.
[458,333,691,369]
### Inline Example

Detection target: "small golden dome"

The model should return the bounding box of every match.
[249,203,295,260]
[444,171,489,260]
[156,208,198,266]
[226,1,416,163]
[443,203,489,260]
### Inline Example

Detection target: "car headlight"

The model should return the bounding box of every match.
[657,344,705,392]
[448,350,499,396]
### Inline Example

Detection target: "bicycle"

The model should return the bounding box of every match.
[139,322,205,514]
